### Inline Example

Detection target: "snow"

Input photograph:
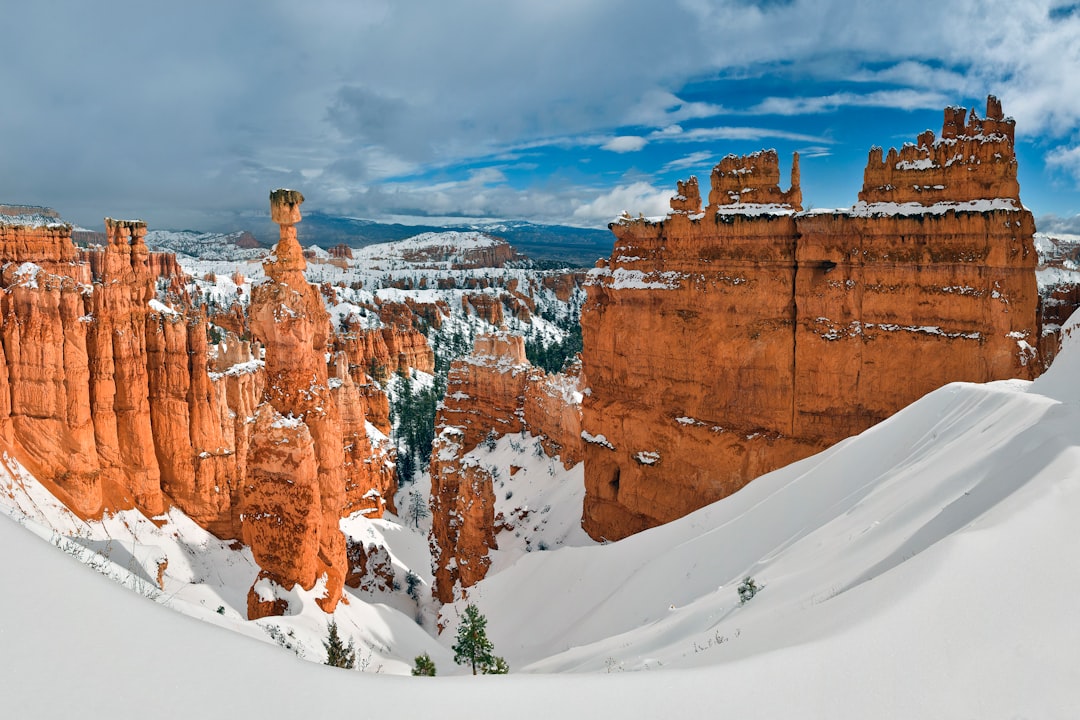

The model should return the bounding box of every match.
[713,203,797,216]
[895,157,937,170]
[11,261,42,287]
[4,221,1080,715]
[849,198,1021,216]
[148,298,179,315]
[4,310,1080,715]
[580,430,615,449]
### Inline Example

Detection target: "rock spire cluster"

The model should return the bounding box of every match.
[579,96,1041,540]
[0,191,397,617]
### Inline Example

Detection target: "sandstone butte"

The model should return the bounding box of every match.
[428,332,584,602]
[0,192,399,618]
[579,96,1043,541]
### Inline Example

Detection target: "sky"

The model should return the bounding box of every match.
[2,0,1080,233]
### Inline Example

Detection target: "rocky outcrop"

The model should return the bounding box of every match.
[580,96,1041,541]
[540,272,588,302]
[708,149,801,210]
[334,315,435,392]
[0,191,394,618]
[429,332,582,602]
[85,219,162,514]
[242,190,353,617]
[523,360,585,469]
[329,243,353,260]
[463,293,504,325]
[79,247,183,283]
[860,96,1018,205]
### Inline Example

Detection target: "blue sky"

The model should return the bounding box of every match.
[2,1,1079,232]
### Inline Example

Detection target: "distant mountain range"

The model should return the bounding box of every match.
[243,214,614,267]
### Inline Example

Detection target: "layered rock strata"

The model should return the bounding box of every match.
[242,190,380,617]
[429,333,583,602]
[580,96,1041,540]
[0,193,395,618]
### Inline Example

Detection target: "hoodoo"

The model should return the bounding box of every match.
[0,194,397,618]
[579,96,1040,541]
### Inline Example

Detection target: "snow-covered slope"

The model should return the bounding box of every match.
[4,320,1080,716]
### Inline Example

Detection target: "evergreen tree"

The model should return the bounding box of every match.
[411,652,437,676]
[406,490,430,528]
[405,570,422,601]
[323,620,357,669]
[737,576,760,605]
[452,604,508,675]
[396,444,416,485]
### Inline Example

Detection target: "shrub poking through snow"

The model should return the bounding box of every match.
[412,652,437,676]
[323,620,357,669]
[737,576,760,605]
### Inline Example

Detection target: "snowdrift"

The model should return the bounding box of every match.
[4,317,1080,716]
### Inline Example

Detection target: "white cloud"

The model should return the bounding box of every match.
[1046,145,1080,184]
[625,90,726,126]
[662,151,714,173]
[649,125,829,144]
[747,89,949,116]
[602,136,648,153]
[848,61,972,94]
[572,182,672,224]
[4,0,1080,226]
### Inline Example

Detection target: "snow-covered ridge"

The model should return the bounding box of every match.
[349,231,510,269]
[145,229,264,261]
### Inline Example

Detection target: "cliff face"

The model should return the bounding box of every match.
[428,333,583,602]
[580,96,1041,541]
[333,301,436,394]
[0,191,395,618]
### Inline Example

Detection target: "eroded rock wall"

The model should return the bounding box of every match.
[0,192,393,617]
[429,332,583,602]
[580,96,1041,541]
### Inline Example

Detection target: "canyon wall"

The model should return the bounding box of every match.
[0,194,396,617]
[580,96,1041,541]
[428,332,583,602]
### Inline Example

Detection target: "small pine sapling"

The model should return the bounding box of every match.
[412,652,437,676]
[452,604,509,675]
[737,576,760,605]
[323,620,357,669]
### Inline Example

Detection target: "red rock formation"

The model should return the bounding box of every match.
[330,352,397,517]
[540,272,587,302]
[345,537,396,591]
[329,243,353,260]
[243,189,350,617]
[79,247,183,284]
[1,264,102,515]
[707,149,801,210]
[392,232,519,269]
[523,360,585,469]
[580,96,1040,541]
[860,96,1018,205]
[0,196,392,616]
[85,219,163,515]
[463,293,504,325]
[429,333,583,602]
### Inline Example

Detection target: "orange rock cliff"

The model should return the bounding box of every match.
[0,192,396,617]
[579,96,1041,541]
[428,332,583,602]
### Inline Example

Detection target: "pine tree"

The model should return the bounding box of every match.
[452,604,508,675]
[412,652,437,676]
[323,620,357,669]
[405,570,422,601]
[407,490,430,528]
